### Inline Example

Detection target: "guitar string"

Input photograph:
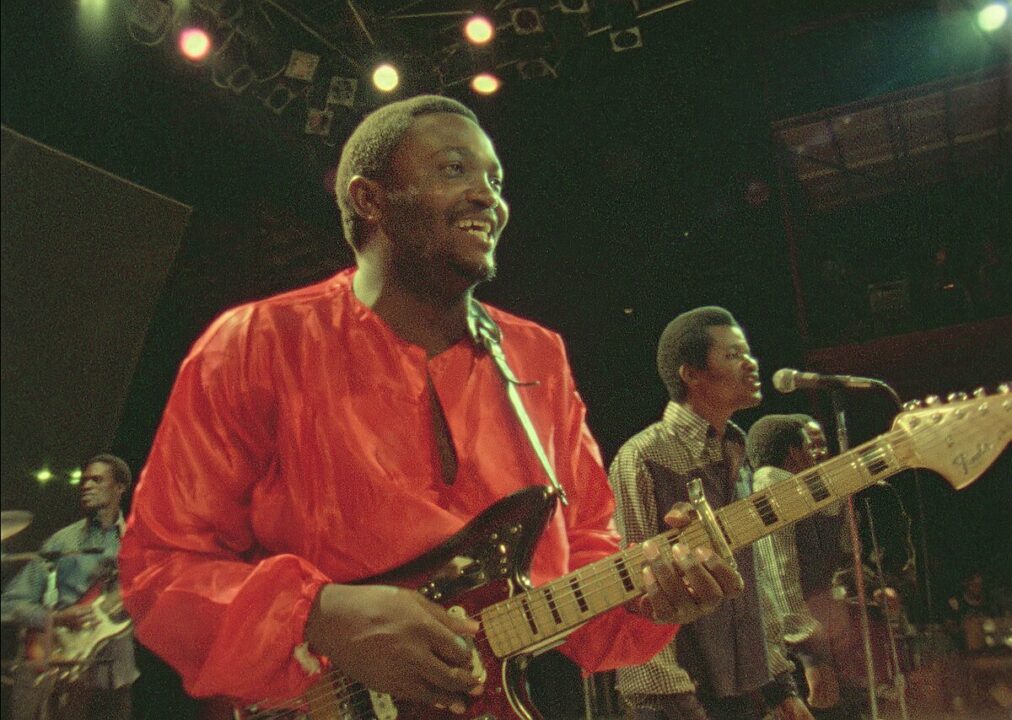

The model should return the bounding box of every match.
[241,451,889,719]
[479,430,920,647]
[241,413,1000,718]
[241,429,937,718]
[242,430,939,718]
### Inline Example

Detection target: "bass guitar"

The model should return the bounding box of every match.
[231,388,1009,720]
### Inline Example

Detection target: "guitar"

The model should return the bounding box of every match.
[23,581,133,683]
[231,388,1009,720]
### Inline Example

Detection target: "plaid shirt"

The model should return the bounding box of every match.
[608,402,794,704]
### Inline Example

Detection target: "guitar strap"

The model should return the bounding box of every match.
[467,299,569,507]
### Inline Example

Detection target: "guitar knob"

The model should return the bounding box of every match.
[973,387,988,398]
[947,392,968,402]
[924,395,941,406]
[902,400,922,411]
[998,382,1011,395]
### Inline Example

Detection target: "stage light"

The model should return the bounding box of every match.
[609,26,643,52]
[327,76,358,107]
[978,2,1008,31]
[372,63,399,92]
[127,0,172,44]
[558,0,590,12]
[178,27,212,61]
[517,58,557,80]
[511,7,544,35]
[464,15,494,45]
[263,83,297,115]
[305,108,335,136]
[285,49,321,82]
[68,468,82,486]
[78,0,109,30]
[34,468,54,484]
[470,72,501,95]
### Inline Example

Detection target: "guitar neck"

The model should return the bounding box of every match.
[713,428,911,553]
[483,428,915,657]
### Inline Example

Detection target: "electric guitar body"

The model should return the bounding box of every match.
[227,485,559,720]
[213,388,1009,720]
[23,582,132,683]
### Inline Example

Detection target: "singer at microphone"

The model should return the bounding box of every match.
[773,368,883,393]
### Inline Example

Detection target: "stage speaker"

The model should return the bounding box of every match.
[0,126,191,537]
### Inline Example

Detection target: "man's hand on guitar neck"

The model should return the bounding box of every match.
[52,603,98,630]
[637,502,744,625]
[304,584,483,714]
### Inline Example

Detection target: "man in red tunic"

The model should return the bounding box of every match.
[119,95,741,716]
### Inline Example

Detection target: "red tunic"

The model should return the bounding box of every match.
[119,267,676,702]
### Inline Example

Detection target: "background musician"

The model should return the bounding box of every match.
[1,454,137,720]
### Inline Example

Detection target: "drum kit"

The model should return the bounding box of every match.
[1,510,33,543]
[0,511,101,564]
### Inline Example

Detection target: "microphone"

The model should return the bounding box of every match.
[772,368,883,393]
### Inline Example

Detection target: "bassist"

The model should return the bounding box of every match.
[118,95,742,718]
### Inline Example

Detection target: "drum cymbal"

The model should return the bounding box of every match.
[0,511,32,541]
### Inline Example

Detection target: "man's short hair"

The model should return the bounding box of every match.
[83,453,132,491]
[791,413,817,426]
[335,95,480,251]
[656,306,739,402]
[746,414,807,470]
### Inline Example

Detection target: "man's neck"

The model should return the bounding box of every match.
[353,261,472,357]
[682,397,732,440]
[90,506,120,531]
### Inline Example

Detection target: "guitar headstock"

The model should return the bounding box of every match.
[892,384,1010,489]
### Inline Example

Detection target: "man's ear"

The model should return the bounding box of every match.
[678,363,696,391]
[348,175,384,223]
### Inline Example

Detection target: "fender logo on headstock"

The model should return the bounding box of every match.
[953,440,995,476]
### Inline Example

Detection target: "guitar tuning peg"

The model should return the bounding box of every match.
[902,400,922,411]
[947,392,968,402]
[924,395,941,406]
[973,387,988,398]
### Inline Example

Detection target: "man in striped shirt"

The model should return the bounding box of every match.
[609,307,811,720]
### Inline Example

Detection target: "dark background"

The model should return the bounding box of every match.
[2,0,1010,716]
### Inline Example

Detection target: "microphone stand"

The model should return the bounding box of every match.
[864,497,911,720]
[868,382,935,625]
[833,388,881,720]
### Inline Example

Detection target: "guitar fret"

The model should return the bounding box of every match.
[485,439,916,660]
[259,393,1010,719]
[751,492,779,527]
[519,596,539,636]
[529,591,562,639]
[714,502,752,547]
[569,577,589,614]
[543,586,563,626]
[614,557,636,593]
[859,446,891,476]
[552,580,587,627]
[483,602,516,652]
[803,470,831,502]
